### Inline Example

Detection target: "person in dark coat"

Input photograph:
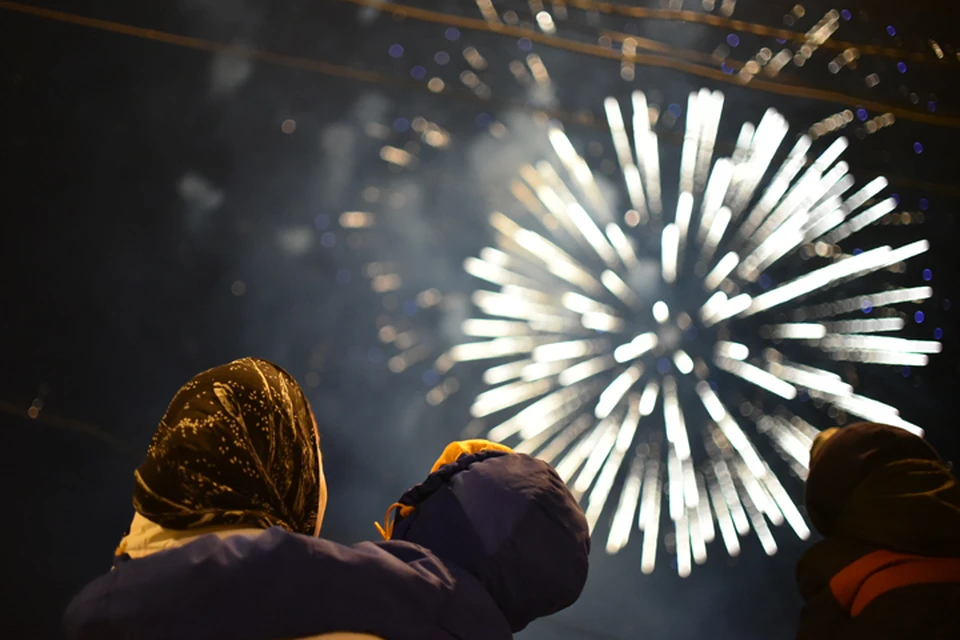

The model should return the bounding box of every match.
[796,422,960,639]
[65,385,590,640]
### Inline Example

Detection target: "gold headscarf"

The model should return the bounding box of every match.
[133,357,322,534]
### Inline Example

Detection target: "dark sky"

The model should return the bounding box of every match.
[2,1,959,638]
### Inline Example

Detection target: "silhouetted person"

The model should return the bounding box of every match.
[797,422,960,639]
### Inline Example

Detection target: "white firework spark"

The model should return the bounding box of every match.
[350,84,937,574]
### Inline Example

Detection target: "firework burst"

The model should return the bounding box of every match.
[352,84,940,576]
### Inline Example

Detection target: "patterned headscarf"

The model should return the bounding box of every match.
[133,357,322,535]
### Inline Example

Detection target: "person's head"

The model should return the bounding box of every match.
[378,439,590,632]
[805,422,942,536]
[133,357,327,536]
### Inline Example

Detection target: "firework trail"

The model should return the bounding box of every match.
[343,9,941,576]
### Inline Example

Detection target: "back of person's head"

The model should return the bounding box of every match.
[806,422,960,552]
[134,357,327,536]
[379,440,590,632]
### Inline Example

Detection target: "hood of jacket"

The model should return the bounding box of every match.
[805,422,960,554]
[389,449,591,632]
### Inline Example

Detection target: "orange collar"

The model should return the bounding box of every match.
[830,549,960,616]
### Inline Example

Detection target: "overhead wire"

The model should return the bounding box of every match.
[338,0,960,129]
[2,0,959,197]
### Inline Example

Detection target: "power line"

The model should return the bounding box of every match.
[339,0,960,129]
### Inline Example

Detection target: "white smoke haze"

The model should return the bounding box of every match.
[177,172,225,231]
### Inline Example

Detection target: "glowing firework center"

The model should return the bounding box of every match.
[366,88,938,577]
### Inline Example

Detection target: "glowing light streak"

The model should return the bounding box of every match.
[696,473,716,543]
[767,323,827,339]
[798,286,933,319]
[703,293,752,326]
[758,415,812,473]
[567,203,620,268]
[449,337,536,362]
[605,453,644,554]
[728,109,788,216]
[699,291,728,323]
[697,159,734,244]
[520,164,584,240]
[490,212,600,292]
[638,381,660,416]
[823,318,905,333]
[562,292,617,315]
[472,290,562,321]
[631,91,662,215]
[605,223,639,268]
[675,515,692,578]
[673,350,694,375]
[820,334,942,354]
[740,136,812,239]
[529,413,593,463]
[826,349,930,367]
[674,191,695,251]
[559,355,617,386]
[758,470,811,540]
[701,206,732,263]
[667,443,684,520]
[470,378,556,417]
[822,393,924,436]
[679,92,701,194]
[703,251,740,291]
[601,269,637,306]
[482,359,532,385]
[715,341,749,360]
[547,128,612,222]
[534,339,607,362]
[740,212,810,280]
[462,318,533,337]
[745,244,895,316]
[823,197,898,244]
[736,477,779,556]
[583,397,642,530]
[694,91,724,193]
[572,419,619,498]
[595,365,643,418]
[661,223,679,283]
[707,475,741,556]
[715,356,797,399]
[489,381,599,442]
[712,458,750,536]
[682,457,700,509]
[581,311,625,332]
[750,148,849,248]
[613,332,658,363]
[522,359,579,381]
[698,383,768,478]
[663,377,692,460]
[765,361,853,396]
[639,460,662,574]
[463,256,532,288]
[604,97,647,214]
[689,505,708,565]
[555,418,610,483]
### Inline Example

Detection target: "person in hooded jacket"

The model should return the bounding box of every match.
[796,422,960,639]
[64,358,591,639]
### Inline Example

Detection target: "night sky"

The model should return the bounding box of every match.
[2,1,959,638]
